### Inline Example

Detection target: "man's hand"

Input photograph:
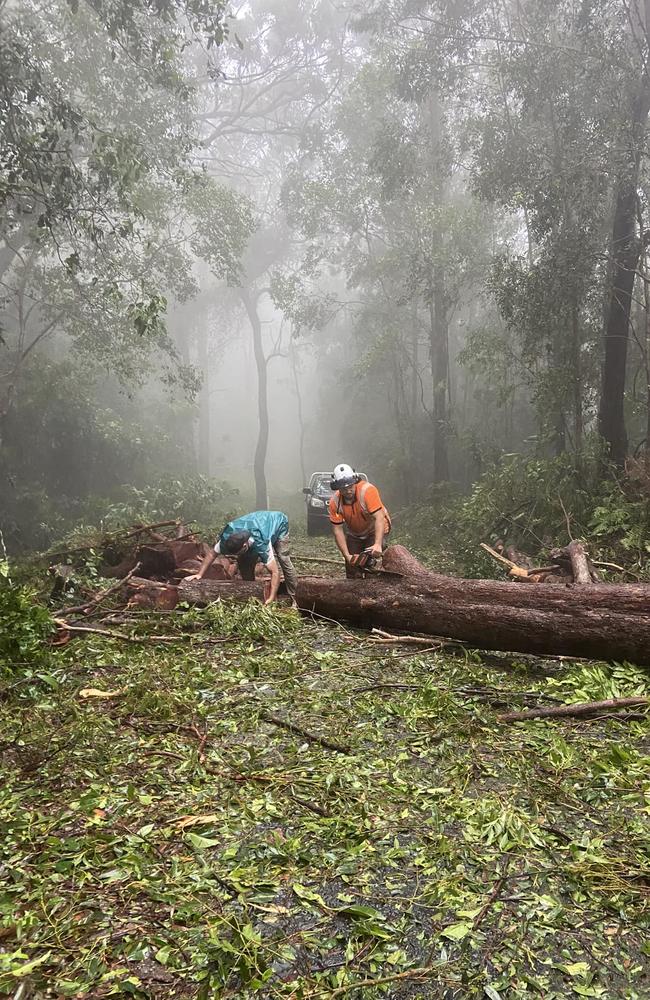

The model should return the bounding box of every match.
[185,573,202,582]
[368,544,382,559]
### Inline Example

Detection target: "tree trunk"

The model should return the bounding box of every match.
[289,341,306,488]
[196,327,211,475]
[429,269,450,482]
[178,545,650,664]
[599,18,650,466]
[571,302,583,455]
[240,286,268,509]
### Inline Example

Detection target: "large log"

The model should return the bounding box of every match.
[178,546,650,664]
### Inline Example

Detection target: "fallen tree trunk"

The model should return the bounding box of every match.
[178,546,650,664]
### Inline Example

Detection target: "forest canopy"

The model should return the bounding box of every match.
[1,0,650,559]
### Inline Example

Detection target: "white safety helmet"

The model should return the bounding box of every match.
[331,462,358,490]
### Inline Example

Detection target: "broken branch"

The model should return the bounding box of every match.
[261,711,351,754]
[54,562,142,617]
[499,696,649,723]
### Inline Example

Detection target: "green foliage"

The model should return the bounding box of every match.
[44,475,240,561]
[179,600,301,642]
[0,584,647,997]
[547,662,650,704]
[589,487,650,560]
[0,0,254,468]
[0,357,205,552]
[400,451,650,577]
[0,579,54,670]
[99,476,239,536]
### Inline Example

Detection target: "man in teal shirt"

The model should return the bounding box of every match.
[188,511,298,605]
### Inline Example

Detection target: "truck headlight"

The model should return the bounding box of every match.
[310,497,326,508]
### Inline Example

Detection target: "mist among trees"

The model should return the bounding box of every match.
[1,0,649,554]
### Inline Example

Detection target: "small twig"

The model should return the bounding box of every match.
[591,559,642,580]
[473,864,511,929]
[353,682,421,693]
[293,555,343,566]
[301,606,357,637]
[289,794,330,817]
[558,495,575,542]
[540,824,573,843]
[261,712,351,754]
[189,723,209,763]
[392,644,445,657]
[310,964,442,998]
[369,628,442,646]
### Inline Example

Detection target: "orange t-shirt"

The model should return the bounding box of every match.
[328,481,391,538]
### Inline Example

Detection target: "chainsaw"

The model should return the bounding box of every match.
[348,548,402,579]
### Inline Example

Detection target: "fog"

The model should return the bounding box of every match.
[2,0,650,550]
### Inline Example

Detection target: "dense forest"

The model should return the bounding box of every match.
[1,2,649,998]
[1,0,650,558]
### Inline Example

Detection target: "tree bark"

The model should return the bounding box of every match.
[599,11,650,466]
[565,540,592,585]
[289,340,306,488]
[240,286,268,509]
[196,326,211,475]
[178,545,650,664]
[429,271,450,482]
[499,697,648,723]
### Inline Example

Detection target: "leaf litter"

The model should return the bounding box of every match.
[0,590,648,998]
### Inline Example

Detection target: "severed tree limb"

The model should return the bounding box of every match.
[261,711,351,754]
[48,521,187,559]
[480,542,516,567]
[180,552,650,663]
[480,542,537,580]
[566,540,593,585]
[54,562,142,617]
[53,620,184,643]
[499,696,649,723]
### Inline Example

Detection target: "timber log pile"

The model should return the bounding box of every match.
[51,523,650,663]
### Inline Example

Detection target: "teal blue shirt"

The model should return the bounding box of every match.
[216,511,289,564]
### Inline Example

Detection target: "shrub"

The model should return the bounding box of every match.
[0,577,55,671]
[399,452,650,577]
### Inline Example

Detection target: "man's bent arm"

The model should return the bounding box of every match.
[332,523,351,562]
[188,550,216,581]
[369,510,385,555]
[264,559,281,604]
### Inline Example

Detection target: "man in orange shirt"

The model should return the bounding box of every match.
[328,463,391,577]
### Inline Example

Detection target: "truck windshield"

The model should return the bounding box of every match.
[312,476,332,494]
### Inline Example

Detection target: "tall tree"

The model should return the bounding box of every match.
[599,0,650,465]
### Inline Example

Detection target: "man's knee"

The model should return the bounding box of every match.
[277,552,298,596]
